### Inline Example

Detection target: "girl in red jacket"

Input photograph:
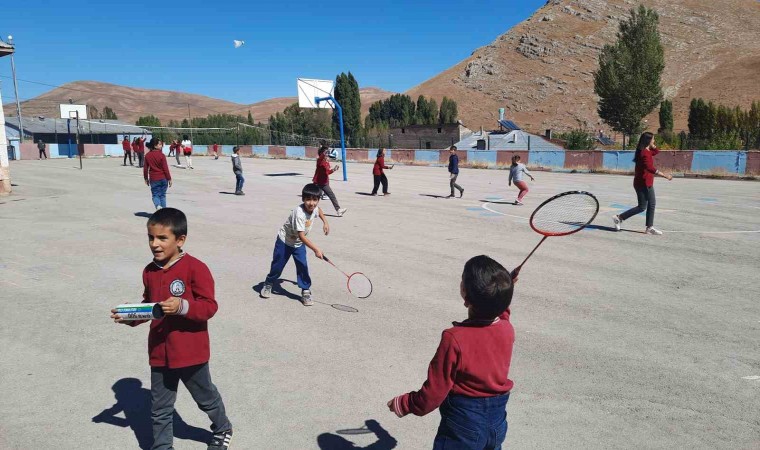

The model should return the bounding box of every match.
[371,148,393,196]
[312,145,346,216]
[613,132,672,235]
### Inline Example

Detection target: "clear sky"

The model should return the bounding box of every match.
[0,0,545,105]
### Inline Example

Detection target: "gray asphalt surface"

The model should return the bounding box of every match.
[1,157,758,449]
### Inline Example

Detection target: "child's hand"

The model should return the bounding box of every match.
[110,309,129,324]
[160,297,182,315]
[386,399,396,413]
[530,176,535,181]
[145,180,149,186]
[665,173,673,181]
[314,248,324,260]
[323,222,330,235]
[510,268,520,283]
[168,180,173,188]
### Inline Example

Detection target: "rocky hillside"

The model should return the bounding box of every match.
[4,81,394,125]
[406,0,760,133]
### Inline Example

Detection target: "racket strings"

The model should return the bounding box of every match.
[347,273,373,299]
[531,193,598,236]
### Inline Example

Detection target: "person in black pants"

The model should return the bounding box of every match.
[37,140,47,160]
[447,146,463,198]
[371,148,393,196]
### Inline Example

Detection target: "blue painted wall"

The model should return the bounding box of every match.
[253,145,269,156]
[529,151,565,168]
[286,146,306,158]
[602,151,635,171]
[691,151,746,174]
[468,150,497,165]
[414,150,440,162]
[220,145,235,155]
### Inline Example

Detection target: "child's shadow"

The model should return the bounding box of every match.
[317,419,397,450]
[252,279,302,302]
[92,378,211,449]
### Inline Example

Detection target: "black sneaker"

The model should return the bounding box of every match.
[208,430,233,450]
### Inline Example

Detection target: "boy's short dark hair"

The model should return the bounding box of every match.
[302,183,322,200]
[462,255,513,320]
[450,145,457,151]
[318,145,329,156]
[232,146,240,152]
[148,208,188,237]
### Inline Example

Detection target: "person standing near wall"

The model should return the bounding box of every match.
[122,136,133,166]
[143,138,172,210]
[181,134,193,169]
[37,139,47,160]
[447,146,464,198]
[612,132,672,235]
[371,148,392,196]
[135,135,146,168]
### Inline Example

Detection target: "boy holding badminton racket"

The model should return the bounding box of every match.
[388,255,516,448]
[109,208,233,450]
[260,183,330,306]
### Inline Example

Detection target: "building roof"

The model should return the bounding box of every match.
[0,40,13,57]
[389,123,466,132]
[454,129,564,151]
[5,117,148,135]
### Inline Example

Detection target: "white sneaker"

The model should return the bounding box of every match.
[260,283,272,298]
[646,227,663,235]
[612,215,621,231]
[301,290,314,306]
[337,208,347,217]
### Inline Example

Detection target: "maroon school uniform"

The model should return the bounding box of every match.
[312,155,335,185]
[133,253,218,369]
[143,150,172,182]
[633,147,659,189]
[391,309,515,417]
[373,156,388,176]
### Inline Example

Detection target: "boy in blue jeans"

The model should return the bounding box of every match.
[260,183,329,306]
[388,255,516,449]
[231,146,245,195]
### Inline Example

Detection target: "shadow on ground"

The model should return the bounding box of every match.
[317,419,397,450]
[92,378,211,450]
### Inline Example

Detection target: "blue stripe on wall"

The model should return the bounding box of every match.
[691,151,745,174]
[221,145,235,155]
[252,145,268,156]
[104,144,122,157]
[194,145,208,155]
[415,150,440,162]
[467,151,497,165]
[602,151,635,171]
[286,146,306,158]
[529,151,565,168]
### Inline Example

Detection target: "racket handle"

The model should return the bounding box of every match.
[322,255,330,263]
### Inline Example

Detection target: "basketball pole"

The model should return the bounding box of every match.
[315,96,347,182]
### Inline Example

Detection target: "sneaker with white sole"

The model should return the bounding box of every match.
[260,283,272,298]
[301,290,314,306]
[612,215,621,231]
[646,226,663,235]
[337,208,347,217]
[208,430,233,450]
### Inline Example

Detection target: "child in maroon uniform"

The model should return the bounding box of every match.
[122,136,133,166]
[371,148,393,196]
[388,255,516,449]
[312,145,346,216]
[111,208,233,450]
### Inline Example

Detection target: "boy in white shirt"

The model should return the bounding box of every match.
[260,183,330,305]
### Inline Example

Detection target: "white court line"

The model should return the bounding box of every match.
[481,202,529,221]
[742,376,760,381]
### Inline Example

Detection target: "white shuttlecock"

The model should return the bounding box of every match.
[233,40,245,48]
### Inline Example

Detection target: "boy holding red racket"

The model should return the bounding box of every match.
[388,255,516,448]
[260,183,330,306]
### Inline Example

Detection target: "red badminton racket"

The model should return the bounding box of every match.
[323,255,373,299]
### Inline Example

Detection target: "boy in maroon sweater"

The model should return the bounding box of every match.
[143,138,172,210]
[388,255,516,449]
[111,208,233,450]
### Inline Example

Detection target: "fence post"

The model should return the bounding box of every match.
[528,135,531,152]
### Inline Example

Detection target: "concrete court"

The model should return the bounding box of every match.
[0,156,758,450]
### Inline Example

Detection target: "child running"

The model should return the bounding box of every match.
[260,183,329,306]
[508,155,535,205]
[312,145,347,216]
[231,146,245,195]
[110,208,233,450]
[388,255,516,449]
[371,148,393,196]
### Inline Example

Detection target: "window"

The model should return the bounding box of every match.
[437,128,442,133]
[401,128,405,134]
[425,141,431,149]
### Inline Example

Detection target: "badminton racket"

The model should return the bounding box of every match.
[323,255,373,298]
[512,191,599,276]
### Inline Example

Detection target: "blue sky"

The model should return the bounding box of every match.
[1,0,545,105]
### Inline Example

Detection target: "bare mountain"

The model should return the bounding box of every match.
[406,0,760,133]
[4,81,394,125]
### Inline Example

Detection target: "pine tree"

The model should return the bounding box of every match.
[658,100,673,132]
[594,5,664,143]
[332,72,362,145]
[247,110,254,125]
[439,97,458,124]
[102,106,118,120]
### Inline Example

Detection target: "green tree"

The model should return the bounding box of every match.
[658,100,673,132]
[247,110,254,125]
[136,115,161,127]
[593,5,664,146]
[332,72,362,146]
[102,106,118,120]
[415,96,439,125]
[439,97,458,124]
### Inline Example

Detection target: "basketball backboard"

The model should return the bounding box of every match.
[297,78,334,109]
[60,104,87,119]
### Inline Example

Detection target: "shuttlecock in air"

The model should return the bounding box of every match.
[233,40,245,48]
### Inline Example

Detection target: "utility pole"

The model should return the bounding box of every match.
[187,104,193,142]
[8,36,23,143]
